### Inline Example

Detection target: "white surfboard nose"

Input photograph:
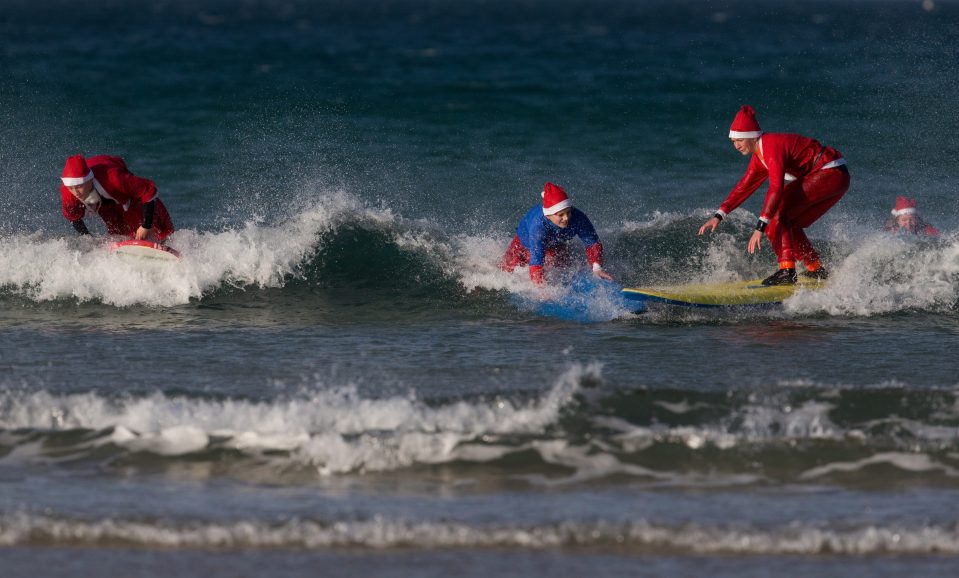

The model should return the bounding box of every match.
[110,239,182,261]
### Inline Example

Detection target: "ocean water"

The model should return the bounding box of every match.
[2,0,959,576]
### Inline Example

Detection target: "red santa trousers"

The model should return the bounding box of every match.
[765,166,850,265]
[499,235,576,272]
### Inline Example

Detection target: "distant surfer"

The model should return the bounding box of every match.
[501,182,614,284]
[698,105,850,285]
[883,196,940,237]
[59,154,175,242]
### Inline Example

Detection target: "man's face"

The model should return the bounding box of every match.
[66,181,94,202]
[897,213,919,233]
[546,208,572,228]
[731,137,758,156]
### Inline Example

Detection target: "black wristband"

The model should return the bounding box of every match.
[713,212,724,221]
[142,199,155,229]
[72,219,91,236]
[755,219,767,232]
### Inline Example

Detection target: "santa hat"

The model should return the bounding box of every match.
[891,196,918,216]
[61,155,93,186]
[728,105,762,139]
[541,182,572,216]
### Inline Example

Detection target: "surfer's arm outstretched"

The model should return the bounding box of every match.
[698,154,767,235]
[573,214,613,281]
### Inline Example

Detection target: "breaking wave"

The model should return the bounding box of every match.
[0,196,955,320]
[2,364,958,487]
[2,512,958,555]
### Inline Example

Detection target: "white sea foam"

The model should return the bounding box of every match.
[653,399,712,414]
[518,440,672,486]
[735,399,840,440]
[0,188,635,319]
[0,190,386,307]
[2,512,959,555]
[9,200,950,318]
[596,397,843,455]
[785,232,959,316]
[799,452,959,480]
[453,233,535,294]
[0,363,596,473]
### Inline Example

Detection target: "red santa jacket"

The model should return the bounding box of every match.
[60,155,174,240]
[718,133,844,221]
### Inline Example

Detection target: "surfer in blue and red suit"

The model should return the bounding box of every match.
[500,182,614,284]
[59,154,175,242]
[698,105,850,285]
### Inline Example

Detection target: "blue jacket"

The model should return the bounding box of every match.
[516,205,601,267]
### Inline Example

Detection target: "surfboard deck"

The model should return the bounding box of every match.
[111,239,182,262]
[621,277,825,308]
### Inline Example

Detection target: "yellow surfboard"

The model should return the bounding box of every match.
[621,277,825,308]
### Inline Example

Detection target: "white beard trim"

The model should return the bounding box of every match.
[83,190,102,212]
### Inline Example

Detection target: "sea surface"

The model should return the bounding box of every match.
[2,1,959,576]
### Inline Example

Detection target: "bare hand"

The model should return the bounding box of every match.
[747,230,763,254]
[698,216,720,235]
[134,226,151,240]
[593,269,614,282]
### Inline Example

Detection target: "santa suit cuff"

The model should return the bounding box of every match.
[585,243,604,269]
[529,265,544,284]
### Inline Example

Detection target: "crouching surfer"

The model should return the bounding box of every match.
[698,105,850,285]
[884,196,940,237]
[59,154,174,242]
[501,182,614,284]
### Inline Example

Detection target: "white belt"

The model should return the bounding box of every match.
[787,158,845,182]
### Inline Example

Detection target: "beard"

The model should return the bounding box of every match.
[83,190,102,213]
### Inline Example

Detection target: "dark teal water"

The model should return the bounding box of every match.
[2,1,959,576]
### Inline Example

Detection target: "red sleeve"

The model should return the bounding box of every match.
[529,265,544,284]
[719,154,767,215]
[60,186,86,221]
[758,138,788,220]
[585,242,603,267]
[925,225,940,237]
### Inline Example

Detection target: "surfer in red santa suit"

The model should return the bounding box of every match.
[697,105,850,285]
[59,154,175,242]
[884,196,940,237]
